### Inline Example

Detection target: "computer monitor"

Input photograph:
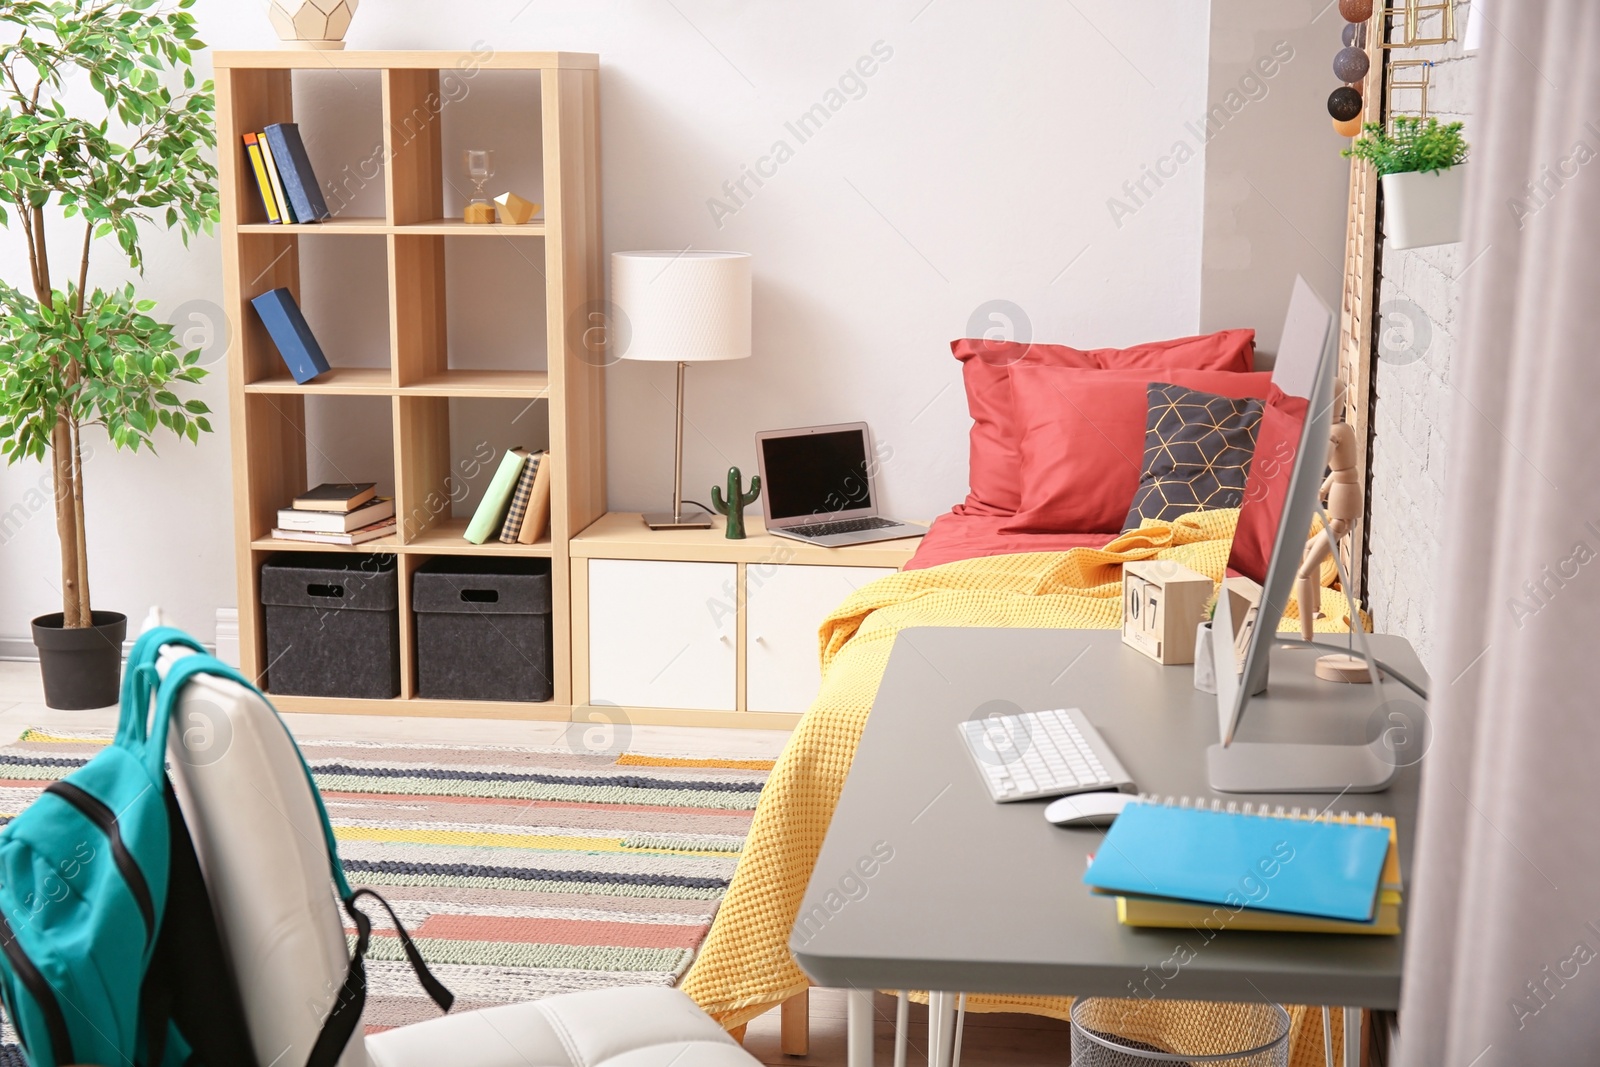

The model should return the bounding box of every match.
[1207,276,1395,794]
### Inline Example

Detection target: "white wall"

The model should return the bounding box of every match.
[1366,29,1479,667]
[0,0,1212,645]
[1202,0,1349,353]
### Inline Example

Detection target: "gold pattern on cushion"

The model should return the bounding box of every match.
[1123,382,1264,531]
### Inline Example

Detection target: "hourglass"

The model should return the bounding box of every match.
[463,148,496,224]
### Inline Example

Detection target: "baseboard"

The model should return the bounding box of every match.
[0,635,216,662]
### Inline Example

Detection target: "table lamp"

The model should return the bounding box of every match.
[611,250,752,529]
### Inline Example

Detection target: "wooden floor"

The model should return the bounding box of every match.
[742,990,1073,1066]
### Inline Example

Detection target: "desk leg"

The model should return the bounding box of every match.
[848,989,874,1067]
[927,991,957,1067]
[1343,1006,1362,1067]
[895,992,910,1067]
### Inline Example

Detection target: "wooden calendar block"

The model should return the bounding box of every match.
[1122,560,1214,665]
[1224,574,1264,667]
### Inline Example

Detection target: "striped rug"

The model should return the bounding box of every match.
[0,729,770,1035]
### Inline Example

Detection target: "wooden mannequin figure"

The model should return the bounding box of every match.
[1295,419,1371,682]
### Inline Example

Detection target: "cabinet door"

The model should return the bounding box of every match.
[747,565,897,713]
[588,559,737,711]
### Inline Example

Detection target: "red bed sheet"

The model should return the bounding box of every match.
[904,511,1119,570]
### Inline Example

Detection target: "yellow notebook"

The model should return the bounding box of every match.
[242,132,282,224]
[1100,809,1402,936]
[1114,887,1401,935]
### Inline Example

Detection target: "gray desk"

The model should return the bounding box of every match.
[790,628,1424,1065]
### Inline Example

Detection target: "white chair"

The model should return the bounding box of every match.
[156,646,757,1067]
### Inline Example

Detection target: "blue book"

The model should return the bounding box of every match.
[1082,801,1392,923]
[262,122,332,223]
[251,288,330,384]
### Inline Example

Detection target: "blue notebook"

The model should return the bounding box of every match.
[1082,801,1391,923]
[251,288,330,384]
[262,122,332,223]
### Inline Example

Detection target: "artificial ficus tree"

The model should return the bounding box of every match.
[0,0,219,627]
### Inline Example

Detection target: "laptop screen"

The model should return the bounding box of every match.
[761,428,873,520]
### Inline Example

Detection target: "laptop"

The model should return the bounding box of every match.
[755,423,927,547]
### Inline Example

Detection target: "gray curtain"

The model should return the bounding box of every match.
[1397,1,1600,1062]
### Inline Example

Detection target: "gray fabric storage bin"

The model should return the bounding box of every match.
[413,557,553,702]
[260,553,400,699]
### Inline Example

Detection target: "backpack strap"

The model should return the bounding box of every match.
[305,889,455,1067]
[117,626,206,755]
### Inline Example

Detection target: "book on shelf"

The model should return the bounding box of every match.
[251,287,331,384]
[255,131,297,224]
[276,496,394,533]
[1083,798,1394,925]
[499,451,544,543]
[271,518,396,546]
[262,123,331,223]
[241,133,282,224]
[293,483,377,512]
[517,452,553,545]
[465,448,530,544]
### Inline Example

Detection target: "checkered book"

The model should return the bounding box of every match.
[498,451,544,543]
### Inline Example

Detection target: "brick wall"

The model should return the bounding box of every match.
[1365,30,1478,668]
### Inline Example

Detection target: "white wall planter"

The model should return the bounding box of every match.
[1382,165,1467,250]
[266,0,359,50]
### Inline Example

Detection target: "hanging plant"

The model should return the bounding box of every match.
[1343,116,1469,177]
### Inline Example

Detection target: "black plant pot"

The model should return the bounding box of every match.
[31,611,127,710]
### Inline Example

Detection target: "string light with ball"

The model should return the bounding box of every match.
[1330,0,1373,135]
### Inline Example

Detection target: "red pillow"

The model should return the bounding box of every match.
[1229,386,1310,584]
[953,330,1255,516]
[1001,366,1274,534]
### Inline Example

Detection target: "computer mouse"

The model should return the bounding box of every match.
[1044,791,1135,827]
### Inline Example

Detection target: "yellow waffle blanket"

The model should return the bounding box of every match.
[682,508,1362,1064]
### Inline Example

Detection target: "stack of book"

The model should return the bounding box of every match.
[242,122,333,225]
[273,483,397,545]
[464,449,552,545]
[1082,798,1402,935]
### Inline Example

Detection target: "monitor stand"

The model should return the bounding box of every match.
[1207,736,1399,794]
[1209,502,1413,794]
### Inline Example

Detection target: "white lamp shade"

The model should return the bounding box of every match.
[610,250,752,363]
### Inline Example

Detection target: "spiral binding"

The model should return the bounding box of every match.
[1133,793,1385,825]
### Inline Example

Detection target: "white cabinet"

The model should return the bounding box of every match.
[588,559,738,711]
[746,564,896,713]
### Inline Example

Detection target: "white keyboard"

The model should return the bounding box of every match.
[958,707,1135,803]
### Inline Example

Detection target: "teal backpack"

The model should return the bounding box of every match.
[0,626,451,1067]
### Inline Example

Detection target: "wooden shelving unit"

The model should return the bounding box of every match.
[216,50,603,719]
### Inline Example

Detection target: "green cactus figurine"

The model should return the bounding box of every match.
[711,467,761,539]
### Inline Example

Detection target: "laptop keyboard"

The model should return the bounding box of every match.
[786,516,903,537]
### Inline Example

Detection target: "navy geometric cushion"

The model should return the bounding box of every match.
[1122,382,1265,531]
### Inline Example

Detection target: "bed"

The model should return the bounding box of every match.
[680,330,1354,1065]
[903,510,1118,570]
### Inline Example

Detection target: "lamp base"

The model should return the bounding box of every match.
[643,505,714,530]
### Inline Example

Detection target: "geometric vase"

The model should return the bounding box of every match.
[265,0,359,50]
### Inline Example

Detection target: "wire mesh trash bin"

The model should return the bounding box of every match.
[1070,999,1291,1067]
[413,556,554,702]
[260,553,401,699]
